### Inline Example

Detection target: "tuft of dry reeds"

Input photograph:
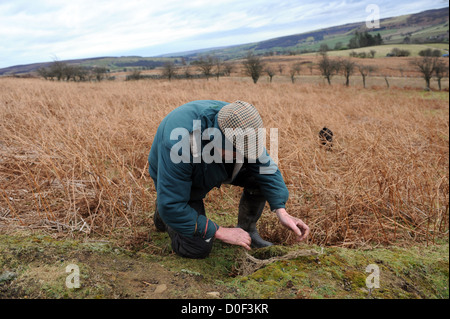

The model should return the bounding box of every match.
[0,78,448,248]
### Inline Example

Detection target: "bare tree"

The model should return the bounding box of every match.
[49,60,67,81]
[293,62,302,75]
[319,43,329,54]
[73,65,89,82]
[384,75,390,89]
[340,58,356,86]
[434,59,448,91]
[242,52,265,84]
[264,66,275,83]
[358,64,376,88]
[214,57,222,81]
[183,65,192,80]
[318,53,340,85]
[410,56,438,90]
[162,61,177,81]
[278,64,284,75]
[63,64,76,81]
[92,66,108,82]
[196,55,215,80]
[127,70,142,81]
[223,63,233,76]
[289,63,301,83]
[289,68,296,84]
[37,67,50,80]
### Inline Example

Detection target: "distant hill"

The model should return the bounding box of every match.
[1,6,448,76]
[0,57,173,76]
[162,7,448,60]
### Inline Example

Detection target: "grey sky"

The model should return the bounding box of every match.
[0,0,447,68]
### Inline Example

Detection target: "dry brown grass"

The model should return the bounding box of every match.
[0,77,448,248]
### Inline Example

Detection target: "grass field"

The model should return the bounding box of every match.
[0,77,448,298]
[322,43,449,58]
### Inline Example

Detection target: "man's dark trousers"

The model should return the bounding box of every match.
[154,167,267,259]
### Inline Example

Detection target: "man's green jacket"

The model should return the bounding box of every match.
[148,100,289,239]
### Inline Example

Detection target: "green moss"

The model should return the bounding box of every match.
[157,240,240,281]
[0,232,448,299]
[344,270,367,289]
[250,264,286,282]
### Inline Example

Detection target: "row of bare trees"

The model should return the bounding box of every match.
[410,56,448,90]
[240,51,448,90]
[38,53,447,90]
[158,56,234,81]
[317,54,377,88]
[157,51,448,90]
[316,53,448,90]
[238,52,377,87]
[123,53,261,83]
[37,61,109,82]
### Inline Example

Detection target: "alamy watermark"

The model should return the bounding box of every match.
[169,121,279,174]
[366,4,380,29]
[65,264,80,289]
[365,264,380,295]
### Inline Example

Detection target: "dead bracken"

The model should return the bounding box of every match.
[0,77,448,249]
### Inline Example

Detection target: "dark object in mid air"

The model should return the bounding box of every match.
[319,127,333,150]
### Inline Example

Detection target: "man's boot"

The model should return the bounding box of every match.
[237,189,273,248]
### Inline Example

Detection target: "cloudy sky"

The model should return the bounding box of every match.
[0,0,447,68]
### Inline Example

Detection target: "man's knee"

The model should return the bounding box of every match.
[168,227,214,259]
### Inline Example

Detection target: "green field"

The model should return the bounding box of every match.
[79,56,177,72]
[316,43,449,58]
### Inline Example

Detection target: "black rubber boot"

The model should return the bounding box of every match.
[237,189,273,248]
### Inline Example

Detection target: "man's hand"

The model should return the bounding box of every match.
[275,208,310,242]
[214,227,251,250]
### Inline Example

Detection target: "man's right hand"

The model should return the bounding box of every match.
[214,227,251,250]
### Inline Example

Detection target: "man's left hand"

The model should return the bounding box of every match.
[275,208,310,242]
